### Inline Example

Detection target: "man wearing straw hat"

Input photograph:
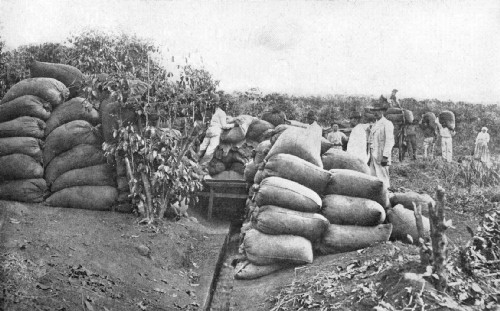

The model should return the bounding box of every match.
[368,99,395,189]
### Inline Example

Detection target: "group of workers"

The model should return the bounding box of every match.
[199,92,492,190]
[321,90,492,189]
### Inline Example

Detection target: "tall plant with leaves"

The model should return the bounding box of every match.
[68,30,220,222]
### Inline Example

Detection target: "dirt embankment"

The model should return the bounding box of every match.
[0,200,229,311]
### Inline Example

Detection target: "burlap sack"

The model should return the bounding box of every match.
[45,144,106,185]
[1,78,69,108]
[322,194,386,226]
[45,186,118,210]
[0,179,47,203]
[234,260,287,280]
[0,154,44,180]
[320,138,334,155]
[246,119,275,142]
[386,204,430,243]
[243,229,313,265]
[266,123,323,167]
[51,164,116,192]
[0,116,45,138]
[0,95,51,122]
[261,110,286,127]
[45,97,100,136]
[261,153,331,194]
[325,169,390,208]
[389,191,435,213]
[30,61,84,98]
[253,205,329,242]
[0,137,42,161]
[321,149,370,175]
[254,177,321,213]
[244,160,259,184]
[254,140,272,164]
[438,111,455,130]
[315,223,392,254]
[44,120,102,165]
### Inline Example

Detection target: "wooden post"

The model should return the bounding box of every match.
[141,171,153,221]
[413,202,431,265]
[208,186,214,220]
[429,186,449,291]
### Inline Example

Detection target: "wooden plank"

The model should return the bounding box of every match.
[208,187,214,220]
[198,192,247,199]
[204,181,247,188]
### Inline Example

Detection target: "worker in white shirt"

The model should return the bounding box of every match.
[198,102,235,165]
[327,124,347,150]
[368,100,395,189]
[436,119,455,162]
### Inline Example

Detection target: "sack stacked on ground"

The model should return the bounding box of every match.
[207,115,270,179]
[208,142,253,179]
[44,114,117,210]
[0,80,60,202]
[316,171,392,254]
[385,191,434,243]
[30,61,85,99]
[315,149,392,255]
[238,124,327,279]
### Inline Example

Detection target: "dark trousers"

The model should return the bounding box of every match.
[403,135,417,160]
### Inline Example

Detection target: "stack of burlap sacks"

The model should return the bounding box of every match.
[207,115,274,179]
[31,61,117,211]
[0,61,120,211]
[236,123,395,280]
[0,78,59,202]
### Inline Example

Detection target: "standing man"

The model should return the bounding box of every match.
[368,100,394,189]
[327,123,347,150]
[419,117,438,159]
[198,102,235,165]
[404,119,418,160]
[389,89,399,107]
[347,111,369,164]
[436,119,455,162]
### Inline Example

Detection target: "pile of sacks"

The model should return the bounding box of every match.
[30,61,117,211]
[207,115,274,179]
[235,123,394,280]
[0,79,59,202]
[0,61,121,211]
[43,101,116,210]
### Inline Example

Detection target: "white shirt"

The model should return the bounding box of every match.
[327,131,347,145]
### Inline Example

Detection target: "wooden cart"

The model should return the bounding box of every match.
[197,179,248,220]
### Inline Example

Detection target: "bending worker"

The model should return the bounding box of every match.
[198,102,235,165]
[368,99,394,189]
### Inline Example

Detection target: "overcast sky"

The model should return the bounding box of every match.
[1,0,499,103]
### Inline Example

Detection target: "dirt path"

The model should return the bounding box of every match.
[0,200,229,311]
